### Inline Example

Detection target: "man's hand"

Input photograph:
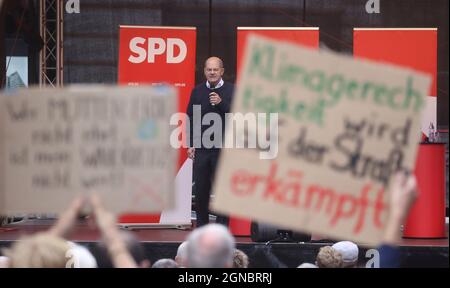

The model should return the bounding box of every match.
[188,147,195,160]
[209,92,222,105]
[89,194,137,268]
[383,171,418,245]
[388,172,418,223]
[89,194,118,235]
[49,196,86,238]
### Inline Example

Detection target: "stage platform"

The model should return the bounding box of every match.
[0,220,448,268]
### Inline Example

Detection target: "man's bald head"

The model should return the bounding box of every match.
[186,224,235,268]
[205,57,223,69]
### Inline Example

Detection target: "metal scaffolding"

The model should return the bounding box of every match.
[39,0,63,87]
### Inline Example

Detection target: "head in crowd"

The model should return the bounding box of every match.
[175,241,188,268]
[3,233,70,268]
[91,231,150,268]
[233,249,249,268]
[332,241,359,268]
[316,246,343,268]
[67,242,97,268]
[298,263,318,268]
[186,224,235,268]
[0,256,10,268]
[152,258,179,268]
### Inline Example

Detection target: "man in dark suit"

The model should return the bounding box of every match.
[186,57,234,227]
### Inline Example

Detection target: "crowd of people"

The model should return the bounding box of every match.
[0,171,418,268]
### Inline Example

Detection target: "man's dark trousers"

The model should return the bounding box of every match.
[193,149,228,227]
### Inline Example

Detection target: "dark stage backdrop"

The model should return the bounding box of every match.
[63,0,448,129]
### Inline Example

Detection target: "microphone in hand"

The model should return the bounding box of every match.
[209,91,216,106]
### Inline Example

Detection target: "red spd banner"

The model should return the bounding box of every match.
[119,25,196,130]
[237,27,319,78]
[353,28,438,138]
[118,26,196,225]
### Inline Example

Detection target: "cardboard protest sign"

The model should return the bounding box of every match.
[0,85,177,215]
[211,35,431,245]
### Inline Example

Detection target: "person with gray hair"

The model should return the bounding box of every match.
[152,258,179,268]
[298,263,318,268]
[332,241,359,268]
[175,241,189,268]
[186,224,235,268]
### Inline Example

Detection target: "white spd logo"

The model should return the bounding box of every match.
[128,37,187,64]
